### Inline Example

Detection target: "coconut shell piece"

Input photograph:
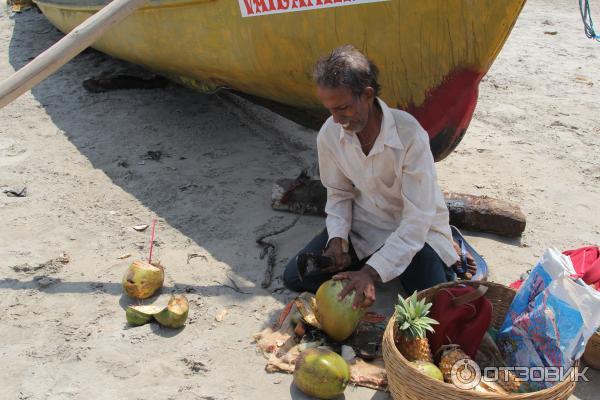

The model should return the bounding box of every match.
[154,295,189,328]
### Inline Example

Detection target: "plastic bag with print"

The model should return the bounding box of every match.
[497,248,600,390]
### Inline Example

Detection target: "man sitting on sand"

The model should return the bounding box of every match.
[283,45,474,308]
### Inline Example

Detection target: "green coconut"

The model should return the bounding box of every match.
[293,348,350,399]
[126,305,163,326]
[315,279,365,342]
[122,260,164,299]
[411,360,444,381]
[154,295,189,328]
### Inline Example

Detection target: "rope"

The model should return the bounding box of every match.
[580,0,600,42]
[256,207,306,288]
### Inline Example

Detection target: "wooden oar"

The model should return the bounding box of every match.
[0,0,146,109]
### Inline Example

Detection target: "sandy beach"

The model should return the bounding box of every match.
[1,0,599,398]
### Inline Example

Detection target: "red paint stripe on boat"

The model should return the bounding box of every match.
[406,69,484,161]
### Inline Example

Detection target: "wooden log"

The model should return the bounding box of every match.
[0,0,147,109]
[272,179,526,237]
[442,191,526,237]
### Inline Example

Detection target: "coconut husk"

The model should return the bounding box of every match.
[253,294,388,391]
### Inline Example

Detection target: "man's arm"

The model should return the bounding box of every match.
[317,132,354,246]
[366,124,438,283]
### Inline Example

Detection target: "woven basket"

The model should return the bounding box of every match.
[583,331,600,370]
[382,281,578,400]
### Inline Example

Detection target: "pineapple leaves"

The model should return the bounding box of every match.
[394,291,438,339]
[421,317,439,326]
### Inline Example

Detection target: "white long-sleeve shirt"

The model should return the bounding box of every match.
[317,98,458,283]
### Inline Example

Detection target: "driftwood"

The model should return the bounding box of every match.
[442,191,526,237]
[272,179,526,237]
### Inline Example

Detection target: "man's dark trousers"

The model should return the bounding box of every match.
[283,229,453,294]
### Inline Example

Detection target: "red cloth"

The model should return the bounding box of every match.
[510,246,600,291]
[509,280,523,290]
[563,246,600,290]
[427,286,492,359]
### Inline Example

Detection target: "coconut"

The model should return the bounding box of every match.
[125,296,189,328]
[122,260,164,299]
[126,305,163,326]
[315,279,365,342]
[410,360,444,381]
[154,295,189,328]
[293,348,350,399]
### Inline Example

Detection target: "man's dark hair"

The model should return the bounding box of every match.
[313,45,381,97]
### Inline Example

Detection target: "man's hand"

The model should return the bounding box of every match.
[453,240,477,276]
[333,265,379,309]
[323,237,351,273]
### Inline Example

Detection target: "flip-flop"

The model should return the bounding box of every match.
[451,225,488,281]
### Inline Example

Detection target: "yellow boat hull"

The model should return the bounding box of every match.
[34,0,526,160]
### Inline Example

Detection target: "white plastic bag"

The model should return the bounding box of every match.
[497,248,600,389]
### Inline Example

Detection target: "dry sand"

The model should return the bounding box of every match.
[1,0,599,398]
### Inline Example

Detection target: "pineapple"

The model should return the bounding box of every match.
[394,291,438,362]
[437,345,471,383]
[438,345,519,394]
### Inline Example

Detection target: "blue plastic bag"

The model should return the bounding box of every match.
[497,248,600,389]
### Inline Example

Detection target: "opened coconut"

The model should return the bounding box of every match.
[122,260,164,299]
[154,294,189,328]
[315,279,365,341]
[126,305,163,326]
[293,348,350,399]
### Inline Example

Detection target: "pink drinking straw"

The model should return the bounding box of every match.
[148,218,157,264]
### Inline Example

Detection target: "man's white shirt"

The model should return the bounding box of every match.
[317,98,458,283]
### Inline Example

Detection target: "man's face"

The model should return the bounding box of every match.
[316,85,373,133]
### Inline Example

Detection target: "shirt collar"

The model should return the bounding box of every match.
[338,98,403,153]
[338,125,346,142]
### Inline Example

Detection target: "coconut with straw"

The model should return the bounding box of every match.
[122,218,164,299]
